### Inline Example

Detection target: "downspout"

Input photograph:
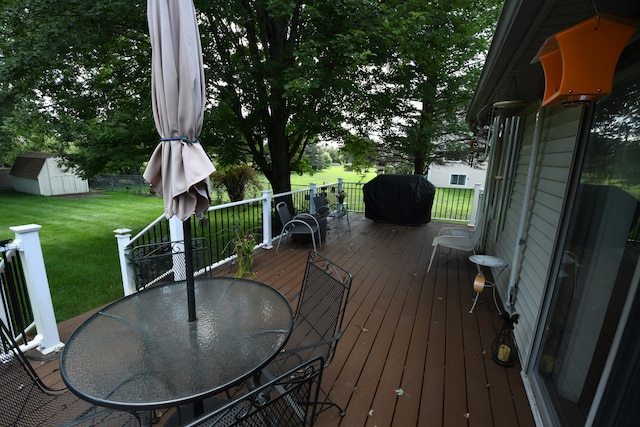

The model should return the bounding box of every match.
[506,103,544,309]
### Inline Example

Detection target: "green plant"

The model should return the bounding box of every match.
[233,231,256,278]
[211,164,262,202]
[222,218,261,278]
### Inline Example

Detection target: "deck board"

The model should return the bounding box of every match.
[32,214,536,426]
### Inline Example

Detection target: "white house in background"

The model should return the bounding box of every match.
[426,161,487,189]
[10,152,89,196]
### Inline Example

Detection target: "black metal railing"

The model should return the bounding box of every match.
[0,240,34,343]
[431,187,475,222]
[125,181,479,289]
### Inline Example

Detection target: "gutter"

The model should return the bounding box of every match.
[466,0,557,126]
[506,103,544,308]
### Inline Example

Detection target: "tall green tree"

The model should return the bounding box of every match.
[195,0,388,194]
[0,0,500,193]
[360,0,501,175]
[0,0,154,175]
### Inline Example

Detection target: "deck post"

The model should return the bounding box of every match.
[309,183,317,214]
[168,216,186,280]
[10,224,63,354]
[262,190,273,249]
[114,228,136,296]
[469,183,484,227]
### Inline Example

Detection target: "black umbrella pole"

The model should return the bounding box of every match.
[184,219,197,322]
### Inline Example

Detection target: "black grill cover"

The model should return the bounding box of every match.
[363,175,435,225]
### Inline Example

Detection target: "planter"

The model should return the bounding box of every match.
[235,237,256,278]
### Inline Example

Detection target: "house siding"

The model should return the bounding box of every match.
[427,162,487,188]
[490,106,582,364]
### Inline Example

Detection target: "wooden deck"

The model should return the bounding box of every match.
[35,214,536,426]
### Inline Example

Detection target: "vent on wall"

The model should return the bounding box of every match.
[533,14,638,107]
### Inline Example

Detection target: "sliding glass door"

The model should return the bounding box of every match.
[532,77,640,425]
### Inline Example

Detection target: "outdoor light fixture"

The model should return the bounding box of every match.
[492,312,520,367]
[473,273,486,293]
[534,14,638,107]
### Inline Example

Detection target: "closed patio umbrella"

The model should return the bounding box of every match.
[144,0,215,321]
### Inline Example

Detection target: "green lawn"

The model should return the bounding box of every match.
[0,166,376,322]
[289,165,376,186]
[0,190,164,321]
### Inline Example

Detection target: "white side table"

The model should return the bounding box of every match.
[469,255,508,314]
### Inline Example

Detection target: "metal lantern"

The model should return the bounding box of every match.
[492,312,519,367]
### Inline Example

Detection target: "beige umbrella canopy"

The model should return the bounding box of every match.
[144,0,215,322]
[144,0,215,221]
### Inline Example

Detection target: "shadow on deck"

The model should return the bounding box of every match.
[40,214,535,427]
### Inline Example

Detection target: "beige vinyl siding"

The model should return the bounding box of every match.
[489,106,582,364]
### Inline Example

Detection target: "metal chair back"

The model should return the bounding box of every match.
[0,320,140,426]
[186,356,324,427]
[277,251,352,371]
[275,202,320,253]
[312,196,331,216]
[276,201,294,224]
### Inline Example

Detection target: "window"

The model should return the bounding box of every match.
[449,174,467,186]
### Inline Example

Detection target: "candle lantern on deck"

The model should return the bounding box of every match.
[492,312,519,367]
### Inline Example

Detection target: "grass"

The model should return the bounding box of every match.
[288,165,376,186]
[0,190,164,321]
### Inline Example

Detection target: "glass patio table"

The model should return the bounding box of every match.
[60,277,293,415]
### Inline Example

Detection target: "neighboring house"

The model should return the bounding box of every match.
[426,161,487,189]
[10,152,89,196]
[467,1,640,426]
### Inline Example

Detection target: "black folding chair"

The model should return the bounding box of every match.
[0,320,141,427]
[275,202,321,253]
[185,357,324,427]
[265,250,352,417]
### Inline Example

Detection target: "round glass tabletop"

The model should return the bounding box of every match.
[60,277,293,410]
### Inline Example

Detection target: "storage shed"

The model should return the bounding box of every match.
[10,152,89,196]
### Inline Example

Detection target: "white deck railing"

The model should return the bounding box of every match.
[1,225,63,354]
[4,179,482,353]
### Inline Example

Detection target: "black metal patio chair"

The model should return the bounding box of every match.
[264,250,352,417]
[0,319,141,427]
[275,201,321,253]
[185,356,324,427]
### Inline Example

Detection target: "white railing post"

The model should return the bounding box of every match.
[114,228,136,296]
[169,216,186,280]
[309,183,317,214]
[10,224,63,354]
[469,183,484,227]
[262,190,273,249]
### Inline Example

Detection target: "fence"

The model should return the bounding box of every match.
[117,179,483,293]
[2,178,481,351]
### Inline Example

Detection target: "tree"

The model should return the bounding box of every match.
[355,0,502,175]
[195,0,391,195]
[210,163,262,202]
[0,0,500,194]
[0,0,154,175]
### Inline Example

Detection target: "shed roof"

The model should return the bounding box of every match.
[10,152,56,179]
